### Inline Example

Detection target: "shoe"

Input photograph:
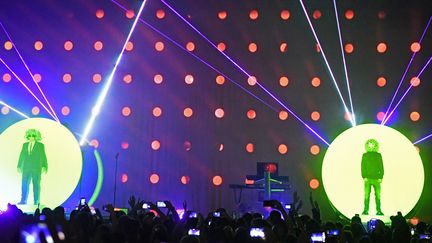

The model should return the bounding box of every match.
[17,201,27,205]
[362,210,368,215]
[376,211,384,216]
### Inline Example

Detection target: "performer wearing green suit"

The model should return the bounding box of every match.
[361,139,384,215]
[17,129,48,205]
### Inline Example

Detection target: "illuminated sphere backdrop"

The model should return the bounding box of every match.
[322,124,424,219]
[0,118,82,208]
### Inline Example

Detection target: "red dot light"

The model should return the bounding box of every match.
[247,109,256,119]
[151,140,161,150]
[121,174,128,183]
[309,178,320,189]
[213,176,223,186]
[313,10,322,19]
[249,10,258,20]
[280,10,290,20]
[376,111,385,121]
[246,143,254,153]
[278,144,288,154]
[181,176,190,185]
[410,42,421,53]
[345,10,354,20]
[218,11,227,20]
[215,108,225,118]
[310,145,320,155]
[377,42,387,53]
[150,173,160,184]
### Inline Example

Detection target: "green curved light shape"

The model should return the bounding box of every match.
[88,149,103,206]
[322,124,424,220]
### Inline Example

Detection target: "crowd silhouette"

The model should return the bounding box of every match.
[0,192,429,243]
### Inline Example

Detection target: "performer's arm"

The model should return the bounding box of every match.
[361,154,366,178]
[378,153,384,179]
[17,143,26,172]
[41,144,48,172]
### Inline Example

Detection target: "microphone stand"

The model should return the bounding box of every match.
[113,153,119,207]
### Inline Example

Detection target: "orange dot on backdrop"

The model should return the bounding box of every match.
[410,77,420,87]
[121,142,129,150]
[313,10,321,19]
[1,106,9,115]
[93,74,102,83]
[186,42,195,51]
[280,43,288,53]
[378,11,386,20]
[150,173,160,184]
[94,41,103,51]
[34,41,43,50]
[125,41,133,51]
[154,74,163,84]
[278,144,288,154]
[377,42,387,53]
[185,74,194,84]
[248,43,257,52]
[183,107,193,118]
[249,10,258,20]
[310,145,320,155]
[95,9,104,19]
[122,107,131,117]
[247,109,256,119]
[32,106,40,115]
[64,41,73,51]
[311,77,321,87]
[311,111,320,121]
[121,174,128,183]
[4,41,13,50]
[279,76,289,87]
[90,139,99,148]
[280,10,290,20]
[213,176,223,186]
[218,11,227,20]
[344,112,353,121]
[279,111,288,120]
[309,178,320,189]
[123,74,132,84]
[33,74,42,83]
[246,143,254,153]
[410,42,421,53]
[156,9,165,19]
[151,140,161,150]
[215,108,225,118]
[248,76,257,86]
[376,112,385,121]
[184,141,192,151]
[344,43,354,53]
[181,176,190,185]
[61,106,70,116]
[410,111,420,122]
[216,75,225,85]
[152,107,162,117]
[126,9,135,19]
[155,41,164,51]
[217,42,226,51]
[377,77,386,87]
[3,73,11,82]
[316,43,321,53]
[345,10,354,20]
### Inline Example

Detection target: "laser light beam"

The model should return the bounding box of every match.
[79,0,148,146]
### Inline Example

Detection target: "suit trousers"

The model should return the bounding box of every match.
[21,169,41,204]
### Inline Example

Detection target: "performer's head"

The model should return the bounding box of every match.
[365,139,379,152]
[25,129,42,142]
